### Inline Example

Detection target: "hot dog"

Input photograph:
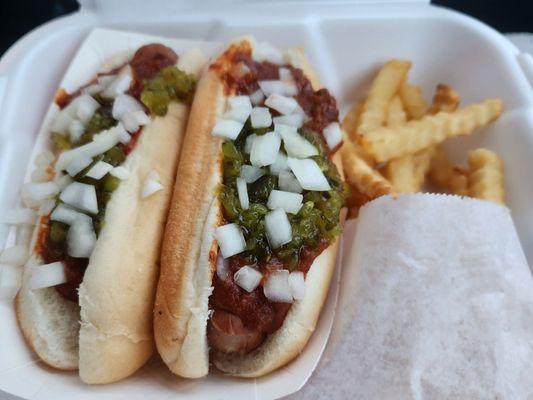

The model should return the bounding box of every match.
[13,42,204,384]
[154,36,346,378]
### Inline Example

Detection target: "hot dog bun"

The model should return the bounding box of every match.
[15,49,199,383]
[154,37,343,378]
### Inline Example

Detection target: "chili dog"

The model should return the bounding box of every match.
[15,42,204,384]
[154,37,347,378]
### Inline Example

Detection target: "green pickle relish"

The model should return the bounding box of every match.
[140,66,196,116]
[220,122,348,271]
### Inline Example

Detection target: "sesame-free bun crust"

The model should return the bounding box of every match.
[154,37,344,378]
[16,94,188,383]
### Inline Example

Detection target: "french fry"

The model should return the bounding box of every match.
[359,98,503,162]
[385,147,435,192]
[449,167,469,196]
[386,95,407,127]
[340,114,375,166]
[428,148,468,195]
[468,148,505,204]
[399,82,428,120]
[341,139,394,200]
[358,59,411,134]
[342,99,365,142]
[429,84,460,114]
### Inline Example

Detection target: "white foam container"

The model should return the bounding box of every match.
[1,0,533,399]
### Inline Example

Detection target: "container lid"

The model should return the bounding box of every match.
[79,0,429,20]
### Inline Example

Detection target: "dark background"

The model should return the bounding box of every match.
[0,0,532,56]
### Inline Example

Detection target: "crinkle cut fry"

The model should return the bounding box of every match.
[468,148,505,204]
[341,139,394,200]
[359,99,503,162]
[357,60,411,134]
[386,147,436,193]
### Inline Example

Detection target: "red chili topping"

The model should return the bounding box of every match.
[42,43,178,302]
[209,239,329,350]
[210,43,339,133]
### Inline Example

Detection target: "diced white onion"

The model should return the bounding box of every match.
[259,81,298,97]
[267,190,303,214]
[101,66,133,98]
[68,119,85,143]
[234,265,262,293]
[51,110,74,134]
[177,48,206,78]
[212,119,244,140]
[122,110,150,133]
[0,245,28,266]
[253,41,284,64]
[265,208,292,249]
[51,204,91,226]
[67,218,96,258]
[65,155,93,177]
[59,182,98,214]
[289,271,305,300]
[85,161,113,180]
[50,204,85,225]
[250,89,265,106]
[31,166,50,183]
[265,93,300,115]
[55,124,121,172]
[113,122,131,143]
[16,226,33,246]
[3,208,36,225]
[244,134,257,154]
[54,174,73,191]
[142,180,163,199]
[225,96,252,123]
[250,107,272,128]
[27,262,67,290]
[112,94,144,120]
[288,157,332,191]
[277,124,318,158]
[264,269,293,303]
[97,75,115,87]
[216,252,230,280]
[110,166,130,180]
[38,199,56,216]
[273,114,304,129]
[21,181,60,208]
[250,131,281,167]
[240,165,265,183]
[72,95,100,123]
[147,170,160,182]
[278,67,293,82]
[269,152,290,176]
[322,122,342,150]
[215,223,246,258]
[278,171,303,194]
[81,83,103,95]
[236,178,249,210]
[34,151,54,167]
[238,63,251,76]
[141,170,163,198]
[0,265,23,300]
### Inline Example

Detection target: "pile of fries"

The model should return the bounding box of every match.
[341,59,506,217]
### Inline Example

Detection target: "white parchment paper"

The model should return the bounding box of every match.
[290,194,533,400]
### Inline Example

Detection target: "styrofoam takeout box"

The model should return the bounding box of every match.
[1,0,532,399]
